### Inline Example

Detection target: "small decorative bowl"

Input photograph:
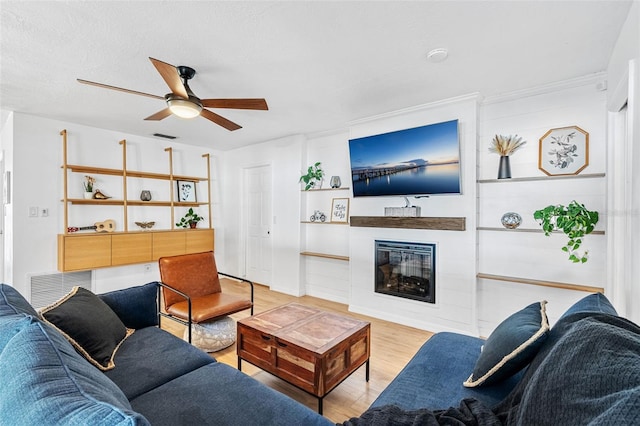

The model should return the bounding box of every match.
[501,212,522,229]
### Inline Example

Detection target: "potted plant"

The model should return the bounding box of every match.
[176,208,204,229]
[489,134,527,179]
[83,175,96,199]
[299,162,325,190]
[533,200,599,263]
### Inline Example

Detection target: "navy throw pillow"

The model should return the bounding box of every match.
[464,301,549,387]
[40,287,133,370]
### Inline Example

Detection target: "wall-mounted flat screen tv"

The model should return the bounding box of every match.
[348,119,461,197]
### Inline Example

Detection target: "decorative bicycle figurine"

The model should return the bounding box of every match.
[310,210,326,222]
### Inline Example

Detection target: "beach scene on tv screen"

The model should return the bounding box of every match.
[349,119,461,197]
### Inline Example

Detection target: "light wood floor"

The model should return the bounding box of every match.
[160,279,434,423]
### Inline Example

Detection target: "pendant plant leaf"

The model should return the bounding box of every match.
[533,200,599,263]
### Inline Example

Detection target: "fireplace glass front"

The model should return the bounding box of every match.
[375,240,435,303]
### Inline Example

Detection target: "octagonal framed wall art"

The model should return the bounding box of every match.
[538,125,589,176]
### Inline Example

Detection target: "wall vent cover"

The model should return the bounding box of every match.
[152,133,177,140]
[29,271,92,309]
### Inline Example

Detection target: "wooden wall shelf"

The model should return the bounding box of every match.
[477,226,605,235]
[350,216,466,231]
[477,173,605,184]
[476,273,604,293]
[300,251,349,261]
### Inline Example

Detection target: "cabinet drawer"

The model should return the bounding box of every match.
[112,233,152,265]
[186,229,214,253]
[58,235,111,271]
[152,232,186,259]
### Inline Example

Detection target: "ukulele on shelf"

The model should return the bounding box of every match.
[67,219,115,233]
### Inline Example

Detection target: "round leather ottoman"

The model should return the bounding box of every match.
[185,316,236,352]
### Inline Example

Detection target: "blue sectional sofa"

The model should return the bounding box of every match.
[0,282,332,426]
[2,280,639,425]
[350,292,640,425]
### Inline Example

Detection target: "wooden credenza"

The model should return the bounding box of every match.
[57,228,214,272]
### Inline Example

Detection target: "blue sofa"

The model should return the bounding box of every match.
[360,292,640,425]
[0,282,332,426]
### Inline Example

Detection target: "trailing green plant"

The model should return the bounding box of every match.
[533,200,599,263]
[299,162,325,190]
[176,208,204,228]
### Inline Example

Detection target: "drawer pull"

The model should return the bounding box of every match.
[261,335,271,341]
[277,341,288,347]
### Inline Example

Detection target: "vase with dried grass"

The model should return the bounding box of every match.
[489,134,527,179]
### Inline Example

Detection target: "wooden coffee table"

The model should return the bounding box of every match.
[237,303,370,414]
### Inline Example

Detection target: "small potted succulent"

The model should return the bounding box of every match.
[176,208,204,229]
[299,162,325,190]
[83,175,96,199]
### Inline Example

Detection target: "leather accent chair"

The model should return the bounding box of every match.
[158,251,254,343]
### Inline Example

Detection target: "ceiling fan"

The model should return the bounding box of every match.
[77,57,268,131]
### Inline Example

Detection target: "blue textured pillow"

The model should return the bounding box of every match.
[99,282,159,329]
[464,301,549,388]
[0,320,149,425]
[560,292,617,320]
[0,283,39,317]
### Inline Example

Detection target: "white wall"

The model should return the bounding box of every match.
[477,76,609,335]
[3,113,221,298]
[606,0,640,324]
[347,95,479,335]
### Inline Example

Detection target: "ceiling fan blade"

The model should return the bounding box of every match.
[201,109,242,131]
[144,108,173,121]
[77,79,164,100]
[201,98,268,110]
[149,57,188,99]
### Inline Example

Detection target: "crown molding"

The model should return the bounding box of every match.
[481,72,607,105]
[348,92,482,126]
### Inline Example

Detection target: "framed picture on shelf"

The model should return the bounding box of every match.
[331,198,349,223]
[538,125,589,176]
[176,180,197,202]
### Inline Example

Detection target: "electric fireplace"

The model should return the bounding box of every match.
[375,240,435,303]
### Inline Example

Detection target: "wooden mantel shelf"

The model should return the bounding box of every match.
[349,216,466,231]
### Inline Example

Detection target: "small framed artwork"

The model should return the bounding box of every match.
[331,198,350,223]
[538,125,589,176]
[176,180,197,202]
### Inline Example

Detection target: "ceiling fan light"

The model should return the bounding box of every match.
[167,98,202,118]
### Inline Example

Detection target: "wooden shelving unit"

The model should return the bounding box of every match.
[58,129,214,272]
[476,171,607,295]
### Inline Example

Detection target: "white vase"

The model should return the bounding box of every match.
[83,191,93,199]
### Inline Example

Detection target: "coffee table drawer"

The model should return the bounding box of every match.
[274,339,317,392]
[237,324,273,367]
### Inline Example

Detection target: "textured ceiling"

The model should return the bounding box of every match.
[0,1,633,150]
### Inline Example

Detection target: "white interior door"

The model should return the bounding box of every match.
[244,165,272,285]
